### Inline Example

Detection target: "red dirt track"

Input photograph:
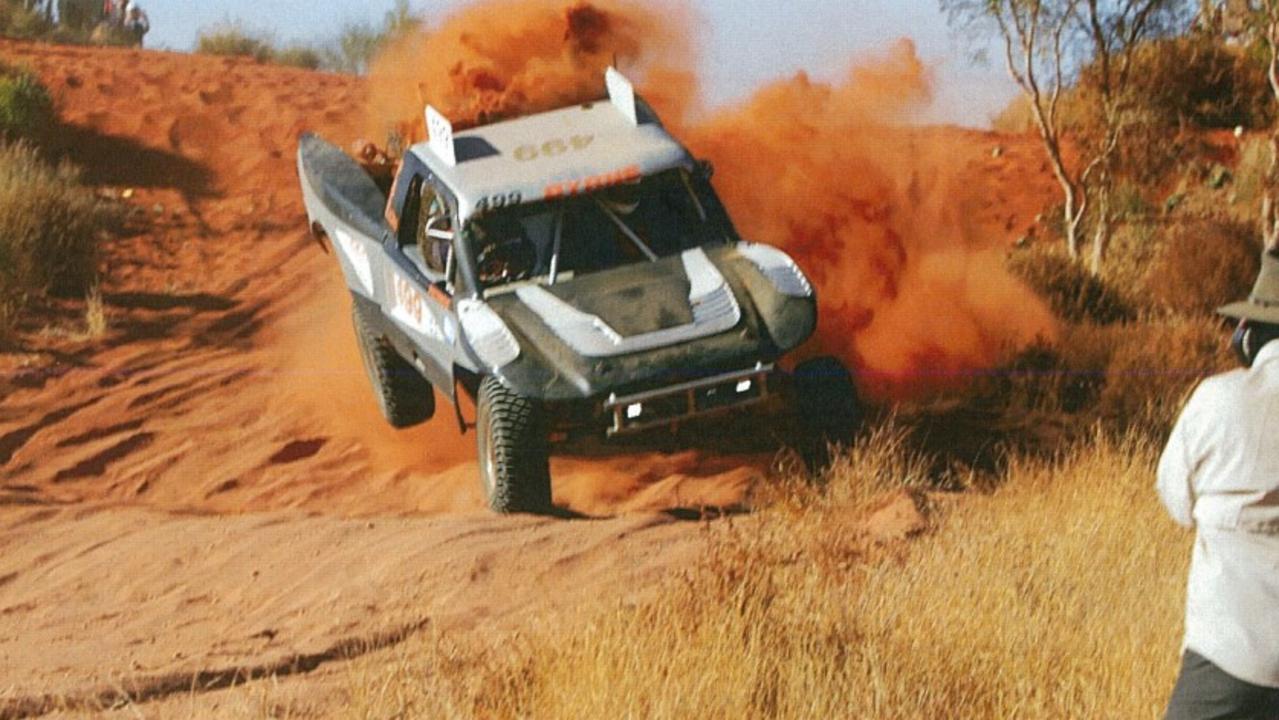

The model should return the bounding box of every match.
[0,41,1055,715]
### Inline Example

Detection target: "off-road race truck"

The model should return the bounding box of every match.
[297,68,862,514]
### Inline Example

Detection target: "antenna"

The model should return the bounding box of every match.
[605,67,638,126]
[425,105,457,167]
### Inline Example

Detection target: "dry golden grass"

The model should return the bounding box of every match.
[82,283,107,339]
[331,429,1190,720]
[0,142,112,338]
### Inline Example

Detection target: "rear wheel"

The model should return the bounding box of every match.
[476,376,552,514]
[792,356,863,474]
[351,300,435,428]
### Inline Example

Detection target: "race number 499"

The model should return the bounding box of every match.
[513,135,595,163]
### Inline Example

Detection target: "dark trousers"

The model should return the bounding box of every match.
[1166,650,1279,720]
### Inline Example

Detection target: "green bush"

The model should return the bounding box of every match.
[0,63,53,142]
[196,23,329,71]
[276,45,323,70]
[196,22,277,62]
[0,0,54,40]
[0,142,110,338]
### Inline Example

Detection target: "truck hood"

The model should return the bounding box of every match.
[482,243,817,401]
[510,248,740,358]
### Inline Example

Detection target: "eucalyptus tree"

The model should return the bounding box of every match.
[942,0,1190,271]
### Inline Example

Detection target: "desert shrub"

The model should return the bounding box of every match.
[0,62,52,141]
[0,0,53,40]
[1071,36,1271,143]
[1094,317,1228,433]
[972,315,1226,439]
[0,142,108,337]
[994,334,1111,419]
[1099,219,1161,295]
[275,45,323,70]
[1008,248,1134,324]
[196,2,421,74]
[1036,36,1272,185]
[1127,37,1272,131]
[1143,216,1259,316]
[990,95,1034,134]
[322,0,421,74]
[196,22,276,63]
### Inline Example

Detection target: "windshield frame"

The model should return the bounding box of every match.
[462,165,738,295]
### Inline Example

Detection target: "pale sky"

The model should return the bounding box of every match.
[140,0,1017,127]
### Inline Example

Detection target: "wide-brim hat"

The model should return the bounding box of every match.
[1219,249,1279,324]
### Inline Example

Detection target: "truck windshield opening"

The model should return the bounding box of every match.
[468,168,734,289]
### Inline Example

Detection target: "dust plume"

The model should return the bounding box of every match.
[366,0,696,140]
[366,2,1055,403]
[684,41,1058,399]
[269,265,474,480]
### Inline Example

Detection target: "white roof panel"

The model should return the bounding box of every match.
[409,101,691,221]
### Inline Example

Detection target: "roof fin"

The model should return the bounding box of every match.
[425,105,457,167]
[605,67,638,126]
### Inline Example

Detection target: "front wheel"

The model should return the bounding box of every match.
[792,356,864,474]
[476,376,552,514]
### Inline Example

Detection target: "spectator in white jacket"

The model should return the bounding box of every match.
[1158,249,1279,720]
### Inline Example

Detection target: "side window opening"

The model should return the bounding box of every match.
[396,176,456,289]
[416,183,455,277]
[397,176,424,249]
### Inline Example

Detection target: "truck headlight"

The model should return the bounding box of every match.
[457,299,521,369]
[737,243,814,298]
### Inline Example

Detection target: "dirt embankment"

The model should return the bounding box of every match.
[0,39,1056,716]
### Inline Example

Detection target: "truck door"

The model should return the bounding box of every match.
[382,173,458,395]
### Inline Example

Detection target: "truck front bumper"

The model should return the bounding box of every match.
[602,363,774,437]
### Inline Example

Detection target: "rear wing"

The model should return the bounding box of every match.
[423,66,638,168]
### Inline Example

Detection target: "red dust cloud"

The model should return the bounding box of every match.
[366,1,1057,402]
[367,0,696,138]
[684,41,1058,399]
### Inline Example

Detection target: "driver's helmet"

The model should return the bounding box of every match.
[473,219,536,285]
[599,177,643,215]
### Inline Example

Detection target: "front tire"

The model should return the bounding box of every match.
[792,356,863,474]
[476,376,552,514]
[351,300,435,428]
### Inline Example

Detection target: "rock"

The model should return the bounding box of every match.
[1206,164,1233,190]
[991,145,1004,158]
[864,491,928,543]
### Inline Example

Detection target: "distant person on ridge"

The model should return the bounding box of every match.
[1158,249,1279,720]
[102,0,120,25]
[122,0,148,47]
